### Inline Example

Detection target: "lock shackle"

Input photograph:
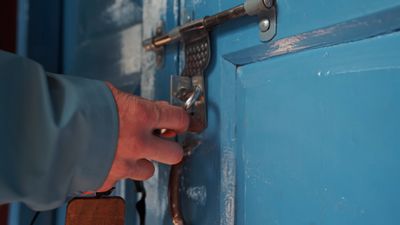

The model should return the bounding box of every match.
[184,86,202,111]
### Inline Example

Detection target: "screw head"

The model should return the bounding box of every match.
[263,0,274,8]
[259,19,270,32]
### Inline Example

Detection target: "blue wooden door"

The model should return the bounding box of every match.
[146,0,400,224]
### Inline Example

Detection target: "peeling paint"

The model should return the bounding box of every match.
[225,6,400,65]
[120,24,142,75]
[143,164,168,224]
[220,149,236,225]
[141,0,167,99]
[186,186,207,205]
[316,66,400,77]
[104,0,142,26]
[141,5,168,224]
[174,0,180,24]
[332,66,400,75]
[192,0,205,7]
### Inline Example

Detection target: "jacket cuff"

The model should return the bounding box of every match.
[67,81,119,193]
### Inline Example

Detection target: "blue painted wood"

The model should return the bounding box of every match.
[235,32,400,224]
[148,0,400,225]
[13,0,396,224]
[141,0,182,223]
[225,6,400,65]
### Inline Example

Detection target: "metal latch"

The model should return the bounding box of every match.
[143,0,277,51]
[143,1,277,224]
[143,0,277,133]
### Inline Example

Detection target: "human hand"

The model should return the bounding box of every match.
[98,83,189,192]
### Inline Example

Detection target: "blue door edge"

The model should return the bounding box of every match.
[218,59,240,225]
[224,5,400,66]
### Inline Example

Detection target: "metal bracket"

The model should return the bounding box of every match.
[258,6,277,42]
[170,28,210,133]
[144,0,278,132]
[245,0,277,41]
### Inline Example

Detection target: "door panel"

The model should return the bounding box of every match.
[236,32,400,225]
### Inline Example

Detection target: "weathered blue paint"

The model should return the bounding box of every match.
[235,32,400,224]
[225,6,400,66]
[148,0,400,224]
[9,0,399,224]
[141,0,182,223]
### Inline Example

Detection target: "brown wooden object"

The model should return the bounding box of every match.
[65,197,125,225]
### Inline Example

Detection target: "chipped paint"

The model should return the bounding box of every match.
[143,164,169,224]
[141,0,167,99]
[220,149,236,225]
[186,186,207,205]
[192,0,206,7]
[120,24,142,75]
[141,2,173,214]
[104,0,142,26]
[315,66,400,77]
[174,0,180,24]
[224,6,400,65]
[332,66,400,75]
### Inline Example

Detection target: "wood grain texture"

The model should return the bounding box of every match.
[66,197,125,225]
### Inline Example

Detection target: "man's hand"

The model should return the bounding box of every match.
[98,83,190,192]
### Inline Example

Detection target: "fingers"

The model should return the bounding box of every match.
[143,136,184,165]
[128,98,190,133]
[160,130,177,138]
[153,101,190,133]
[152,129,177,138]
[97,159,155,192]
[126,159,155,181]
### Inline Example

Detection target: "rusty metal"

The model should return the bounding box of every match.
[203,5,246,29]
[143,5,246,51]
[169,137,201,225]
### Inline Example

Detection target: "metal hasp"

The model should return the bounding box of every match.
[142,1,277,224]
[170,26,210,132]
[143,0,277,130]
[245,0,277,41]
[143,0,277,51]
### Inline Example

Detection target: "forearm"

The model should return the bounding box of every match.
[0,51,118,210]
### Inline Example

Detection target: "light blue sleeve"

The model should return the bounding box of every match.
[0,51,119,211]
